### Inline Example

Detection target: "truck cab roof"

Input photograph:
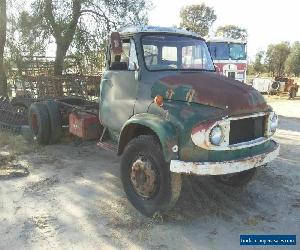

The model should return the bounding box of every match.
[119,26,202,39]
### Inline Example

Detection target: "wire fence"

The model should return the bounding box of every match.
[0,96,28,132]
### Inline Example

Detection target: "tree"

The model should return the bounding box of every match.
[33,0,152,76]
[42,0,82,76]
[253,51,265,73]
[180,4,217,37]
[285,42,300,77]
[71,0,151,74]
[215,25,248,40]
[6,10,48,75]
[265,42,290,76]
[0,0,7,96]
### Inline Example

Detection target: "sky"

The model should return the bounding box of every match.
[148,0,300,59]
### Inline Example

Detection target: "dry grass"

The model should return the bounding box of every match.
[0,130,37,156]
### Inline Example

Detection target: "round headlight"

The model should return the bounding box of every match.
[270,113,278,133]
[210,126,224,145]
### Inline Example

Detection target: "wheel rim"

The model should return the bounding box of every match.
[130,156,159,199]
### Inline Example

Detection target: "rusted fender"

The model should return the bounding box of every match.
[118,113,179,162]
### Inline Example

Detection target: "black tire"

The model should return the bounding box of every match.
[121,135,182,216]
[46,101,63,144]
[28,102,50,145]
[271,81,280,91]
[214,168,256,187]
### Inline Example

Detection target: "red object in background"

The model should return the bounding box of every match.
[214,63,247,72]
[110,32,123,55]
[69,112,101,140]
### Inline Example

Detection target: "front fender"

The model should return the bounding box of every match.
[118,113,179,162]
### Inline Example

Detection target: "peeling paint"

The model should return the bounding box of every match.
[153,72,268,116]
[170,141,279,176]
[191,112,273,151]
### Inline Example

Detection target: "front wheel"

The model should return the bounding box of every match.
[214,168,257,187]
[121,135,182,216]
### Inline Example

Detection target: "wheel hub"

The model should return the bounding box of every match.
[130,158,158,198]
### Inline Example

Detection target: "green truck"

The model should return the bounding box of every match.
[29,26,280,216]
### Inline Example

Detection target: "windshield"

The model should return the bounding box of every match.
[142,35,215,71]
[208,42,247,60]
[229,43,246,60]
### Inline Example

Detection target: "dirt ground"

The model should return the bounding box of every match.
[0,95,300,250]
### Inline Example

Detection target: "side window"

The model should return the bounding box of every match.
[182,45,205,69]
[162,46,177,61]
[143,44,158,68]
[120,42,130,64]
[110,39,130,71]
[128,39,139,70]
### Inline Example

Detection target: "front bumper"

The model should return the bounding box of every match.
[170,140,280,176]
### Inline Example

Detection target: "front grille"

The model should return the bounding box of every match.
[229,116,266,145]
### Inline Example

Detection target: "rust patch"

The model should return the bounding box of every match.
[170,142,280,176]
[166,89,175,99]
[158,72,268,116]
[186,89,195,102]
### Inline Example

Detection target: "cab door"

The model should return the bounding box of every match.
[99,38,139,133]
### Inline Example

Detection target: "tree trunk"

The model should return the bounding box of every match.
[54,44,67,76]
[0,66,7,96]
[53,43,67,96]
[45,0,82,77]
[0,0,7,96]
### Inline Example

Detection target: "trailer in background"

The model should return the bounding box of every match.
[252,76,299,98]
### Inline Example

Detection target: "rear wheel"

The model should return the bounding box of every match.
[214,168,256,187]
[28,102,50,145]
[46,101,63,144]
[121,135,182,216]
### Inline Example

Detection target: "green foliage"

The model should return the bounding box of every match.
[6,10,48,75]
[265,42,290,76]
[70,0,152,74]
[285,42,300,77]
[179,4,217,37]
[31,0,152,75]
[70,22,106,74]
[253,51,266,73]
[247,63,256,77]
[215,25,248,40]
